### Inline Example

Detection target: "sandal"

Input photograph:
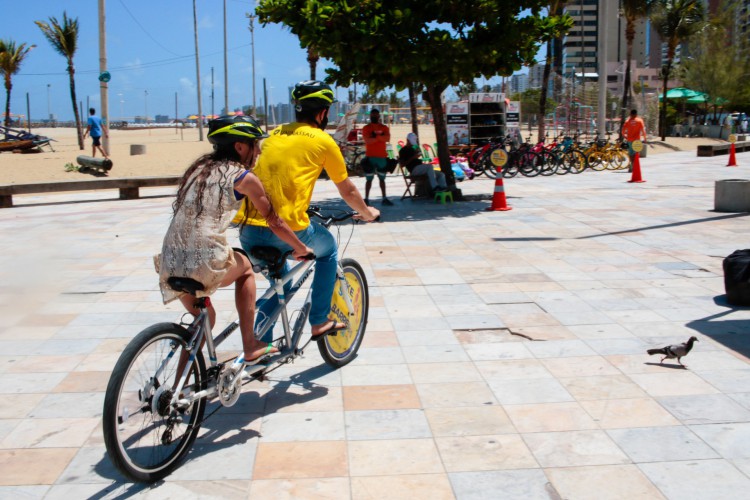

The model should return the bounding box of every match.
[240,343,278,365]
[311,320,347,341]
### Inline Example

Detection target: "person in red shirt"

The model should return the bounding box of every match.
[622,109,647,171]
[362,108,392,205]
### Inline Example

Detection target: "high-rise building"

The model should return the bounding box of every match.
[509,73,529,94]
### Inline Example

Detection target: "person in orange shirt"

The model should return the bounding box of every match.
[362,108,392,205]
[622,109,647,171]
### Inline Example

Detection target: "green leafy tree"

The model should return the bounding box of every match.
[35,12,84,149]
[256,0,568,188]
[651,0,705,140]
[537,1,572,143]
[454,81,478,101]
[619,0,657,138]
[680,1,750,112]
[0,39,35,127]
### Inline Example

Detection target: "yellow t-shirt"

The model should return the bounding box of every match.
[232,122,348,231]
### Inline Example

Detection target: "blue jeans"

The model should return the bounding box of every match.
[239,222,338,341]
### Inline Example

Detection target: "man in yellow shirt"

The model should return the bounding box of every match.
[235,81,379,341]
[362,108,392,205]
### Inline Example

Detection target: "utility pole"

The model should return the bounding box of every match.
[246,13,257,116]
[211,66,215,119]
[46,84,51,120]
[99,0,109,152]
[193,0,204,140]
[223,0,229,115]
[144,90,148,123]
[175,91,178,135]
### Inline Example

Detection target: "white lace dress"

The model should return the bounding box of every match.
[154,161,244,304]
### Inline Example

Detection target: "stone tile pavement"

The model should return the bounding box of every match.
[1,151,750,498]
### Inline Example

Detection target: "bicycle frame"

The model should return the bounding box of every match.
[169,252,359,408]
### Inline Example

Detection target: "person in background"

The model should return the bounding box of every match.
[83,107,109,159]
[398,132,449,194]
[621,109,647,171]
[362,108,392,205]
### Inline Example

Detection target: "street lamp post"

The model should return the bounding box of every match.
[246,13,257,116]
[46,84,51,121]
[144,90,148,124]
[118,93,124,122]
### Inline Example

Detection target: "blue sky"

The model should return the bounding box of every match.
[1,0,340,121]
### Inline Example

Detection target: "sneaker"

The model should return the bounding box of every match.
[382,198,394,206]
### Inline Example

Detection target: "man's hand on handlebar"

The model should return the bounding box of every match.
[355,206,380,223]
[292,245,315,261]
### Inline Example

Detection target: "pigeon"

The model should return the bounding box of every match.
[647,336,699,366]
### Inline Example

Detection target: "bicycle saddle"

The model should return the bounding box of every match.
[249,246,287,277]
[167,277,205,295]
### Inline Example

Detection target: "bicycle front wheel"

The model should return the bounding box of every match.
[103,323,206,482]
[318,258,369,368]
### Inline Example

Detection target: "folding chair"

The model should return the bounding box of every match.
[423,144,437,160]
[399,163,430,201]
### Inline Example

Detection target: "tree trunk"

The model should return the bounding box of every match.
[620,19,635,140]
[408,84,419,138]
[425,84,456,190]
[660,43,675,141]
[4,85,11,128]
[68,62,84,150]
[660,67,669,141]
[537,39,552,143]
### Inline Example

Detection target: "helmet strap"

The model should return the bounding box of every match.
[314,108,329,130]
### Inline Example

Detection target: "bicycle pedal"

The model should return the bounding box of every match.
[241,364,267,379]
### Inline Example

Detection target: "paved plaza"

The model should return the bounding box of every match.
[2,150,750,498]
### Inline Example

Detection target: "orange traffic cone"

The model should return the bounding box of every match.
[628,152,646,183]
[486,176,512,211]
[728,143,738,167]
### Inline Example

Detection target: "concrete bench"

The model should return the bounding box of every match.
[697,141,750,157]
[0,176,181,208]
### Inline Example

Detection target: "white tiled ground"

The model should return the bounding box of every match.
[2,150,750,498]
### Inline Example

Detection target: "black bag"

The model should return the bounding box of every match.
[386,158,398,174]
[723,249,750,305]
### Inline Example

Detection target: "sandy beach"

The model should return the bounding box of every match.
[0,124,727,185]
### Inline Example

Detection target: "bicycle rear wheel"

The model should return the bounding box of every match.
[318,258,369,368]
[564,150,587,174]
[103,323,206,482]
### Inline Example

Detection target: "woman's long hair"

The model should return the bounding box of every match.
[172,143,246,219]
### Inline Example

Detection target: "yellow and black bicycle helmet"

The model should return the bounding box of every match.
[291,80,336,112]
[207,115,268,146]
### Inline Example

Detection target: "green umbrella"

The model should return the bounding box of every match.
[665,87,704,99]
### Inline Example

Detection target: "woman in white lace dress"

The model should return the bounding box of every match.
[155,115,312,364]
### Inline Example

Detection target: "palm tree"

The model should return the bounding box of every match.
[307,46,319,80]
[35,12,84,149]
[537,1,569,143]
[619,0,657,138]
[0,39,35,127]
[651,0,705,140]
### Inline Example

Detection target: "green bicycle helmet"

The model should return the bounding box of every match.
[291,80,336,112]
[207,115,268,146]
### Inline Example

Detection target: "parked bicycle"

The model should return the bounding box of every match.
[103,207,370,482]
